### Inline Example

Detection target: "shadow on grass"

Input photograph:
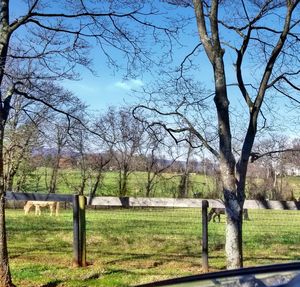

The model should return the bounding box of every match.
[104,268,141,276]
[41,280,63,287]
[101,251,201,265]
[244,256,296,261]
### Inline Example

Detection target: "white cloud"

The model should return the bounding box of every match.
[114,79,144,90]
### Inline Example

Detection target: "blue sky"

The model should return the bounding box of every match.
[10,1,174,111]
[61,37,212,113]
[9,1,300,138]
[62,74,144,112]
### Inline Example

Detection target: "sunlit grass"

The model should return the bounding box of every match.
[6,207,300,286]
[15,169,216,198]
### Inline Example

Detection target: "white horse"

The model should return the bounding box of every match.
[24,201,59,216]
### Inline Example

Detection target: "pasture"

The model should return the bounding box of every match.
[6,207,300,287]
[20,169,216,197]
[16,168,300,199]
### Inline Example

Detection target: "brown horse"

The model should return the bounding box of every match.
[208,208,249,223]
[24,201,59,216]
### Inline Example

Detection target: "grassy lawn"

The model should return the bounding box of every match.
[5,207,300,286]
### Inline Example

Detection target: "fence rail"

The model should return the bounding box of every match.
[87,196,300,210]
[5,191,73,202]
[6,192,300,210]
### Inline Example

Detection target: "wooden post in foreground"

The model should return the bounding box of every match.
[79,195,87,267]
[73,194,87,267]
[202,200,209,272]
[73,194,80,266]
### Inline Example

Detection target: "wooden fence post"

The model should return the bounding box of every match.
[79,195,87,267]
[73,194,80,266]
[73,194,87,267]
[202,200,209,272]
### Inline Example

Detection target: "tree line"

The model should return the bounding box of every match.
[4,100,212,198]
[5,97,300,202]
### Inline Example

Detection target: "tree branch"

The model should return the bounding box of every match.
[250,149,300,162]
[133,105,220,158]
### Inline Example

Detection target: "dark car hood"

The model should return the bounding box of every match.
[135,262,300,287]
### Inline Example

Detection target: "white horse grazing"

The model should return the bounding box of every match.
[24,201,59,216]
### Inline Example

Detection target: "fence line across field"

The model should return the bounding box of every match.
[6,192,300,210]
[5,191,73,202]
[86,196,300,210]
[5,192,300,271]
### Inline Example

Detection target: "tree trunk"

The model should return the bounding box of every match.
[120,170,128,196]
[88,171,102,205]
[118,169,128,197]
[49,147,62,193]
[214,54,243,268]
[225,199,243,269]
[221,161,243,269]
[178,173,189,198]
[0,126,14,286]
[49,167,58,193]
[178,142,192,198]
[5,174,14,192]
[146,171,151,197]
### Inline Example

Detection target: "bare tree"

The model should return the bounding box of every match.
[95,107,144,196]
[134,0,300,269]
[44,98,86,194]
[3,95,43,191]
[138,126,178,197]
[178,133,195,198]
[66,121,113,201]
[248,136,296,200]
[0,1,180,283]
[282,138,300,176]
[86,151,112,204]
[46,124,68,193]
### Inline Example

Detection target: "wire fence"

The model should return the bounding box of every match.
[85,207,204,278]
[6,193,300,279]
[84,205,300,276]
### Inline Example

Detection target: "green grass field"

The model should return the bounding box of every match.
[17,167,300,200]
[17,168,300,199]
[18,169,218,198]
[6,207,300,286]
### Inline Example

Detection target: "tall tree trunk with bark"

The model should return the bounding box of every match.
[119,169,129,197]
[214,58,243,268]
[0,125,14,286]
[0,1,14,284]
[193,0,244,268]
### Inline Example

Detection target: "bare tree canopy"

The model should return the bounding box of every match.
[0,1,181,285]
[134,0,300,269]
